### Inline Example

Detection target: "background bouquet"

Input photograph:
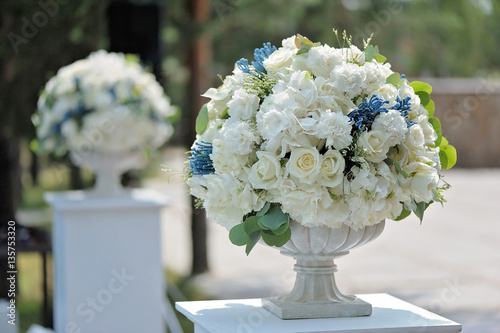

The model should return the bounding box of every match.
[32,50,176,157]
[187,31,456,254]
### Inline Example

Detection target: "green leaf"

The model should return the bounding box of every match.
[428,117,442,147]
[410,81,432,94]
[258,206,289,231]
[272,220,289,235]
[295,34,315,55]
[256,202,271,217]
[262,228,291,247]
[414,201,430,223]
[245,230,261,255]
[424,99,435,118]
[243,216,261,235]
[229,223,248,246]
[394,160,409,178]
[439,143,457,170]
[296,47,311,55]
[195,104,209,135]
[364,45,374,62]
[375,54,387,63]
[416,91,430,106]
[394,205,411,221]
[221,107,230,120]
[386,73,403,87]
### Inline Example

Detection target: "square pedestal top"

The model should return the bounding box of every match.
[176,293,462,333]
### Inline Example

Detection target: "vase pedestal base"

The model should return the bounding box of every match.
[262,297,372,319]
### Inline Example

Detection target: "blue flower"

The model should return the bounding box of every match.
[392,96,416,127]
[348,95,389,131]
[236,42,277,78]
[189,141,215,176]
[236,58,251,75]
[252,42,277,75]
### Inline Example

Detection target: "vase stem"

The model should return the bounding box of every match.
[284,256,355,303]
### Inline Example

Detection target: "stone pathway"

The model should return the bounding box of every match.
[148,147,500,333]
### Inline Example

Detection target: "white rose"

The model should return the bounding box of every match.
[358,130,391,163]
[248,151,283,190]
[282,36,298,50]
[263,48,294,73]
[404,123,426,153]
[370,84,399,105]
[286,147,321,185]
[318,149,345,188]
[227,88,260,120]
[404,162,439,203]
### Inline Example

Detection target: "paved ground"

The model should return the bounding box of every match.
[147,147,500,333]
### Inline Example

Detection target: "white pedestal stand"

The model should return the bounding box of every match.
[176,294,462,333]
[45,189,168,333]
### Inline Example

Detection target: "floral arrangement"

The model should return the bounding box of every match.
[187,31,456,254]
[32,50,176,156]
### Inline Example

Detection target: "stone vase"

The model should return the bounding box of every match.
[70,149,145,197]
[262,219,385,319]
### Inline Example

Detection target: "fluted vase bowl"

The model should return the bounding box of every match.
[70,149,146,197]
[262,219,385,319]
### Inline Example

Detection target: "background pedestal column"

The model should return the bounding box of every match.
[45,189,168,333]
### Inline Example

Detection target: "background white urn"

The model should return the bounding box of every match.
[69,149,146,197]
[262,219,386,319]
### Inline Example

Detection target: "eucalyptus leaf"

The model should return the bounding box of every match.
[262,228,291,247]
[272,220,289,235]
[258,206,289,230]
[229,223,248,246]
[195,104,209,135]
[245,230,261,255]
[256,202,271,217]
[414,201,430,223]
[365,45,374,62]
[243,216,261,235]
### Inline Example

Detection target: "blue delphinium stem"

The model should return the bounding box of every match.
[189,141,215,176]
[236,42,277,78]
[348,95,390,131]
[392,96,416,127]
